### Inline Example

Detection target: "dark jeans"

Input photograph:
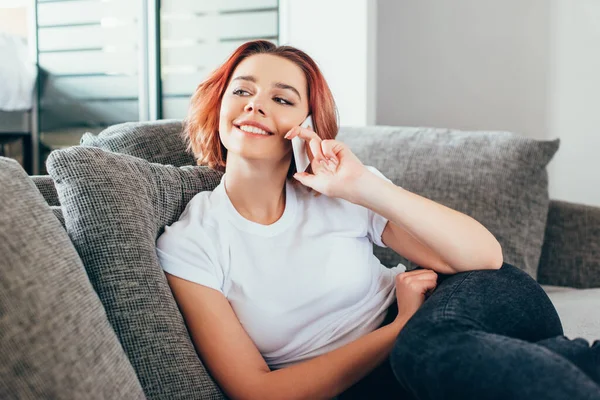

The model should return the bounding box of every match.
[340,262,600,399]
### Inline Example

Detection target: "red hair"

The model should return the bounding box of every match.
[184,40,339,178]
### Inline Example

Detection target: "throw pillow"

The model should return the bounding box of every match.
[0,157,145,400]
[80,119,195,167]
[538,200,600,288]
[338,126,559,279]
[46,147,226,400]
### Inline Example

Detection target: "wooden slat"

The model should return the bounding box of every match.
[220,11,277,39]
[161,0,216,14]
[162,97,191,120]
[38,0,137,27]
[162,43,222,69]
[44,75,139,100]
[160,38,277,92]
[160,15,217,41]
[161,11,277,41]
[161,72,207,96]
[39,24,137,52]
[161,0,277,14]
[162,39,276,68]
[39,50,138,75]
[160,38,277,96]
[220,0,277,12]
[41,99,138,129]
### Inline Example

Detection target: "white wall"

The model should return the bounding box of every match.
[279,0,377,126]
[545,0,600,207]
[377,0,600,207]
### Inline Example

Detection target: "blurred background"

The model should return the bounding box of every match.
[0,0,598,207]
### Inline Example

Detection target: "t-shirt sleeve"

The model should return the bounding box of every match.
[364,165,395,248]
[156,221,224,293]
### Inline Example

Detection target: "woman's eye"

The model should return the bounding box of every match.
[274,97,293,106]
[232,89,292,106]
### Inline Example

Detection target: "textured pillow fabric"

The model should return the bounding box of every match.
[46,147,226,400]
[337,126,559,279]
[80,119,195,167]
[51,205,65,228]
[0,157,145,400]
[32,174,60,206]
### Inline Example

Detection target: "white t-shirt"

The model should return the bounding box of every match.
[156,166,406,369]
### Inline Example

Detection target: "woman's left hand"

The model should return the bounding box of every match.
[284,126,368,200]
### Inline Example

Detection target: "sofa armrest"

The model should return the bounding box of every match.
[537,200,600,288]
[31,175,59,206]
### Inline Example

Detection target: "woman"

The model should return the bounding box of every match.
[156,40,600,400]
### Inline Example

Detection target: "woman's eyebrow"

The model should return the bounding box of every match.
[232,75,301,100]
[273,82,301,100]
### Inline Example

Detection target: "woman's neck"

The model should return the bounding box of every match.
[223,160,288,226]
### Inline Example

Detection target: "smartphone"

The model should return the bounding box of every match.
[292,115,313,173]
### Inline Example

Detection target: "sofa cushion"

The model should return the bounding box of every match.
[46,147,226,400]
[51,205,65,228]
[0,157,145,400]
[337,126,559,279]
[32,174,60,206]
[80,119,195,167]
[542,286,600,343]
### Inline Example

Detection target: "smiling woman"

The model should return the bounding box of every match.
[184,40,338,177]
[156,40,600,400]
[159,40,418,399]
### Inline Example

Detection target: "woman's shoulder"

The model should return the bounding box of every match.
[163,188,225,237]
[291,179,368,224]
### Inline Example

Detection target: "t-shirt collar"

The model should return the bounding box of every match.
[216,173,297,237]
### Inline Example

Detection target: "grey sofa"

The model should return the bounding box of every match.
[1,120,599,399]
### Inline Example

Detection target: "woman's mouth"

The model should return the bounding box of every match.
[234,124,273,137]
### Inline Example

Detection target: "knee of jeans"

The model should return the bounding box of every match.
[390,318,436,377]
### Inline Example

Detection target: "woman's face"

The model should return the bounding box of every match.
[219,54,310,166]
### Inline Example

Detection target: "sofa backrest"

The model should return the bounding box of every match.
[40,120,600,288]
[337,126,557,279]
[537,200,600,288]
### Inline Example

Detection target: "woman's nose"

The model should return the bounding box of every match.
[244,101,266,116]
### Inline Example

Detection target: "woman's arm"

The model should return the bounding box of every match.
[284,127,502,275]
[264,319,405,400]
[349,169,503,274]
[167,272,409,400]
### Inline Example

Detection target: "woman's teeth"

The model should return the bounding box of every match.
[239,125,270,135]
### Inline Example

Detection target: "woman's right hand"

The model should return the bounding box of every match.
[394,268,439,324]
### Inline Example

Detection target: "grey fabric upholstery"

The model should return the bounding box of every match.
[337,126,559,278]
[76,121,560,279]
[46,147,226,400]
[543,286,600,342]
[80,119,195,167]
[538,200,600,288]
[0,157,145,400]
[51,205,65,228]
[32,174,59,206]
